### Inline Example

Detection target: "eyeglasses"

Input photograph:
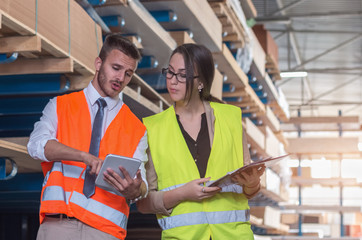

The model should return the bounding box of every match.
[161,68,199,83]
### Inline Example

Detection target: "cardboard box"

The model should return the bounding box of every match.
[345,225,362,237]
[252,24,279,66]
[279,183,289,201]
[250,206,281,229]
[250,30,266,77]
[264,126,280,157]
[303,214,326,224]
[281,214,299,225]
[245,117,265,150]
[291,166,311,178]
[266,168,280,195]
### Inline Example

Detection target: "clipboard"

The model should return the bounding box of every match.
[205,154,289,187]
[95,154,141,196]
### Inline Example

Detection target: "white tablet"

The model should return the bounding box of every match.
[95,154,142,196]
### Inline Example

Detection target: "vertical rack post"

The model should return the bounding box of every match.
[297,109,303,237]
[338,110,344,237]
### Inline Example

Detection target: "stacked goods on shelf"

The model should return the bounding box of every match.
[252,24,280,81]
[291,166,312,178]
[286,137,360,159]
[261,125,282,157]
[251,206,281,230]
[239,0,257,20]
[209,0,248,49]
[210,68,224,100]
[0,0,102,87]
[0,1,102,141]
[206,0,292,216]
[268,86,290,122]
[141,0,222,52]
[244,117,266,158]
[248,26,290,122]
[344,213,362,237]
[250,29,266,78]
[214,43,266,115]
[168,31,195,46]
[250,24,289,122]
[250,206,289,234]
[140,0,223,103]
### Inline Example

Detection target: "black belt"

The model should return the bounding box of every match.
[46,214,77,220]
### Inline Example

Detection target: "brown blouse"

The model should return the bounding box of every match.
[176,113,211,178]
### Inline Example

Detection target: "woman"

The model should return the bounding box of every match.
[106,43,265,239]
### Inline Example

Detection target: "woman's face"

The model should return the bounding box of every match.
[166,53,188,102]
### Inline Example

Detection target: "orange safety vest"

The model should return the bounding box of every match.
[39,91,146,239]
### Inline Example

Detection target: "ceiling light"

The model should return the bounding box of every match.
[280,71,308,78]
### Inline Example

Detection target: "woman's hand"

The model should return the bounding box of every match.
[180,178,221,202]
[231,165,265,188]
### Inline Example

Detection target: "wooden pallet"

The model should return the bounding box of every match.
[281,116,361,132]
[239,0,257,19]
[213,44,265,115]
[266,54,281,80]
[0,138,41,173]
[268,99,290,123]
[209,1,248,49]
[0,0,102,88]
[141,0,222,52]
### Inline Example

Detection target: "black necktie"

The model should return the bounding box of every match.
[83,98,107,198]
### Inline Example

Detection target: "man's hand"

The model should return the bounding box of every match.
[103,166,143,200]
[44,140,103,175]
[81,152,103,175]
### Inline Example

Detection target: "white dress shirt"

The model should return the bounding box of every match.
[27,81,148,188]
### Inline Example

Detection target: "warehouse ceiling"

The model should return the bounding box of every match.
[252,0,362,118]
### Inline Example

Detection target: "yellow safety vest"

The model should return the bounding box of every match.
[144,102,254,240]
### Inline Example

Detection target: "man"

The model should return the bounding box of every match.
[27,33,148,240]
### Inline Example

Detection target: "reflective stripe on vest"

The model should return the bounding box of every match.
[41,186,128,229]
[70,191,128,229]
[51,162,84,179]
[42,162,85,188]
[42,186,72,204]
[160,183,243,194]
[158,209,250,230]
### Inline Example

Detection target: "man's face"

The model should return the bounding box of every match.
[93,49,137,98]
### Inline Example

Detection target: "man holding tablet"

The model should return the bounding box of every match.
[27,34,148,240]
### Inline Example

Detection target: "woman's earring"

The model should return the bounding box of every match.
[198,84,203,92]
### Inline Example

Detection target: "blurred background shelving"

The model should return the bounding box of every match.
[1,0,362,239]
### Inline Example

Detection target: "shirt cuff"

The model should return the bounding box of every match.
[38,138,58,162]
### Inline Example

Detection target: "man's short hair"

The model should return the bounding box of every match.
[99,33,141,62]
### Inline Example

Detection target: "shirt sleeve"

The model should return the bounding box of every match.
[132,131,149,195]
[242,129,251,165]
[27,97,58,162]
[137,149,172,216]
